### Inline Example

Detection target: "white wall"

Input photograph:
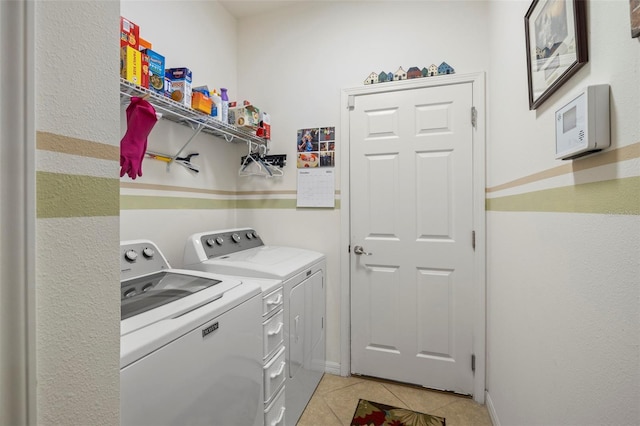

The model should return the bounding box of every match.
[235,0,490,367]
[35,1,121,424]
[486,1,640,424]
[120,1,242,267]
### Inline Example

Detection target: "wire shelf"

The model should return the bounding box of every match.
[119,78,268,148]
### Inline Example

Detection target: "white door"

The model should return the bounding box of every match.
[350,82,475,395]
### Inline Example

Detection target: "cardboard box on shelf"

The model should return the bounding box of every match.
[229,103,260,128]
[192,92,212,114]
[140,50,149,89]
[165,67,192,107]
[120,45,141,86]
[259,112,271,139]
[145,49,165,94]
[120,17,139,49]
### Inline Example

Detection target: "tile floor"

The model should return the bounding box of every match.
[297,374,493,426]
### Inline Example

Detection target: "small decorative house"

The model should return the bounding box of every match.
[393,66,407,81]
[428,64,439,77]
[364,71,379,85]
[421,67,429,77]
[378,71,389,83]
[407,66,422,79]
[438,61,455,75]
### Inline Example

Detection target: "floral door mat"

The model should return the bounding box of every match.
[350,399,446,426]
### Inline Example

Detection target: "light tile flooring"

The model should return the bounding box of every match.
[297,374,493,426]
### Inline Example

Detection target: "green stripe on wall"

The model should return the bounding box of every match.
[486,176,640,215]
[121,195,341,210]
[37,172,119,218]
[121,196,237,210]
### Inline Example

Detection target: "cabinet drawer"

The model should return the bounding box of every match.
[264,385,286,426]
[263,309,284,359]
[262,287,283,318]
[264,346,286,404]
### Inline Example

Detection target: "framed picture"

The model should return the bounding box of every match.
[525,0,588,110]
[631,0,640,38]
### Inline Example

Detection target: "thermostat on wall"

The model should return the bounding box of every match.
[555,84,610,160]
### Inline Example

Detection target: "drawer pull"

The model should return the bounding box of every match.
[267,295,282,305]
[269,361,286,379]
[270,407,286,426]
[267,322,283,336]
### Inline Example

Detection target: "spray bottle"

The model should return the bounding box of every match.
[220,88,229,124]
[210,89,221,121]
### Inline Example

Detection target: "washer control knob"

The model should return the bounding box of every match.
[142,247,154,258]
[123,288,136,298]
[252,231,259,239]
[246,232,253,239]
[206,238,215,247]
[231,233,241,243]
[124,250,138,262]
[215,237,224,245]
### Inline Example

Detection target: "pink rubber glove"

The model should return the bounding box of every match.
[120,97,157,179]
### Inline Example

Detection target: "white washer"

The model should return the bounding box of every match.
[183,228,326,426]
[120,240,264,426]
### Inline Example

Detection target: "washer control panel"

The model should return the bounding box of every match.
[200,229,264,258]
[120,240,169,282]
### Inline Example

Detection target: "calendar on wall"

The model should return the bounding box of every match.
[296,168,335,208]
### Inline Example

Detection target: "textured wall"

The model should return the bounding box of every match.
[119,0,241,267]
[35,1,121,425]
[235,1,490,367]
[486,0,640,424]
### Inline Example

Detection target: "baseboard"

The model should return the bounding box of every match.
[485,391,500,426]
[324,361,341,375]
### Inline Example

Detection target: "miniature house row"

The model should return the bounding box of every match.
[364,62,455,85]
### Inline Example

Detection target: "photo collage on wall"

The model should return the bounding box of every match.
[296,127,335,168]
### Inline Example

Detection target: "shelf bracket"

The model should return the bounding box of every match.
[171,123,205,164]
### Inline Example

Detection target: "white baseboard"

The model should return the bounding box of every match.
[324,361,341,375]
[485,391,500,426]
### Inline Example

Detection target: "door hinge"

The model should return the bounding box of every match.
[471,354,476,373]
[348,95,355,110]
[472,230,476,250]
[471,106,477,128]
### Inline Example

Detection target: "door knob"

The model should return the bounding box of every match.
[353,245,372,256]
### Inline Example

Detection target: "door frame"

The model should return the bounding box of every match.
[0,0,37,424]
[339,72,486,403]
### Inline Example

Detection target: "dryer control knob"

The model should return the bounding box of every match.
[246,232,253,239]
[215,237,224,245]
[231,233,241,243]
[206,238,215,247]
[252,231,259,239]
[124,250,137,262]
[142,247,154,258]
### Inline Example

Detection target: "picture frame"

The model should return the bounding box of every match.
[631,0,640,38]
[525,0,588,110]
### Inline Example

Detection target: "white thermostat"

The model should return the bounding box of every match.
[555,84,610,160]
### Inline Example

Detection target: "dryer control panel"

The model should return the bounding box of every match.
[200,229,264,259]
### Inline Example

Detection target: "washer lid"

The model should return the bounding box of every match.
[198,246,325,279]
[121,271,224,320]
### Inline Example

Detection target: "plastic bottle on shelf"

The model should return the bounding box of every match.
[210,90,222,121]
[220,88,229,124]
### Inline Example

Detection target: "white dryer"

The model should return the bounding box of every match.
[183,228,326,426]
[120,240,264,426]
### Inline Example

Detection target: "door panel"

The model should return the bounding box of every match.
[350,83,474,395]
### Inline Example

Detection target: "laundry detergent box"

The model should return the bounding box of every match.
[165,67,192,107]
[229,102,260,128]
[144,49,165,94]
[140,50,149,88]
[120,45,141,86]
[120,17,139,49]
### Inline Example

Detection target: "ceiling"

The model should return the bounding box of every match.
[219,1,295,19]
